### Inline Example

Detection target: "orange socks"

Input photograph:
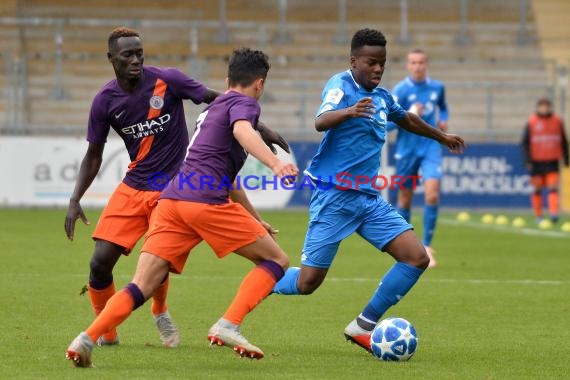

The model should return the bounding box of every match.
[548,190,559,217]
[86,289,134,343]
[88,283,117,341]
[531,192,543,218]
[151,275,170,316]
[223,266,279,325]
[532,190,559,219]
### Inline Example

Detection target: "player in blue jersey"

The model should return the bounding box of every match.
[64,27,290,350]
[272,29,465,353]
[391,49,449,267]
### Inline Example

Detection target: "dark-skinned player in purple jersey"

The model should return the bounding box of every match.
[64,27,289,348]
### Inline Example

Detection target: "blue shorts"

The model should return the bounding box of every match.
[395,153,442,188]
[301,186,413,269]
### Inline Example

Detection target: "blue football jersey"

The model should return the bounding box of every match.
[305,70,406,195]
[391,77,448,158]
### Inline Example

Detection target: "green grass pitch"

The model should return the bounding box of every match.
[0,208,568,379]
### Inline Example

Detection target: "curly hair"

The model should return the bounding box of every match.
[227,47,270,87]
[350,28,387,55]
[108,27,140,50]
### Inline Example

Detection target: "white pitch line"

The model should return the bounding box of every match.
[439,218,570,238]
[325,277,568,285]
[8,273,566,285]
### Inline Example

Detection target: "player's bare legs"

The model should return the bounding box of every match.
[88,239,178,347]
[87,240,124,345]
[384,230,430,267]
[208,234,288,359]
[67,252,170,367]
[273,230,428,353]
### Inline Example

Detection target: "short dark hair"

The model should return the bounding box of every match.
[536,97,552,107]
[409,48,427,56]
[227,47,270,87]
[108,27,140,51]
[351,28,387,55]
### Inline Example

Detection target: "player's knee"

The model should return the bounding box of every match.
[404,248,430,270]
[89,250,119,278]
[89,255,113,278]
[416,250,431,269]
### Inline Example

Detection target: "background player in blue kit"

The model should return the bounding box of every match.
[391,49,449,267]
[272,29,465,353]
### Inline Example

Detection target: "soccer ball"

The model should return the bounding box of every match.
[370,317,418,361]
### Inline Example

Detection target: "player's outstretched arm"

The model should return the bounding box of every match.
[397,112,465,153]
[233,120,298,181]
[64,143,104,241]
[315,97,375,132]
[257,121,291,154]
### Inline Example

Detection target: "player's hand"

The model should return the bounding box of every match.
[438,121,448,132]
[348,97,376,118]
[64,199,90,241]
[409,102,424,116]
[272,162,299,185]
[258,121,291,154]
[260,220,279,240]
[441,133,466,154]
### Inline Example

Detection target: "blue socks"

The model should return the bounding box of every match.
[423,204,438,246]
[360,262,424,323]
[275,262,424,326]
[272,267,301,294]
[397,207,411,223]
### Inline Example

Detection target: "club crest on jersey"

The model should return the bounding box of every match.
[150,95,164,110]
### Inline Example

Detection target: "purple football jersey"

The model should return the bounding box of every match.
[87,66,207,190]
[160,91,260,204]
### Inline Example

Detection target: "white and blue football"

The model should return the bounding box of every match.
[370,317,418,361]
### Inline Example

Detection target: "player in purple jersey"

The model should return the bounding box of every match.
[64,27,289,348]
[66,47,298,366]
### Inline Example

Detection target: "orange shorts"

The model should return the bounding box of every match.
[92,182,160,253]
[141,199,268,274]
[531,172,559,188]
